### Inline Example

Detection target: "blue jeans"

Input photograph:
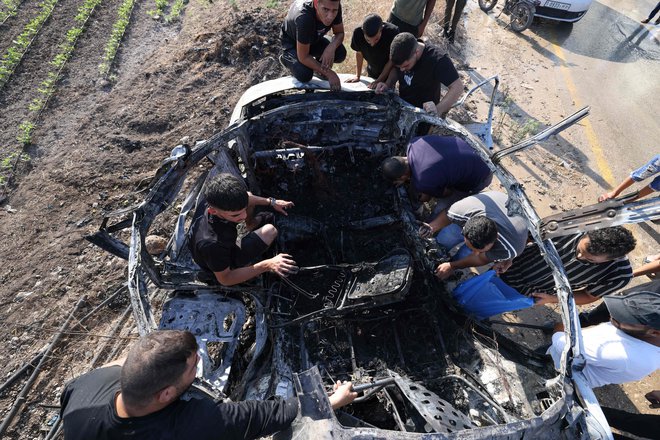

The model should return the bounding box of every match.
[436,223,472,260]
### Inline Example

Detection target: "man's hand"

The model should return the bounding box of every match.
[265,254,298,277]
[326,70,341,91]
[423,101,438,115]
[328,381,358,409]
[435,262,454,280]
[375,82,389,94]
[598,191,616,202]
[417,221,434,239]
[645,390,660,408]
[492,259,513,274]
[272,199,294,216]
[345,75,360,83]
[320,45,336,69]
[531,292,557,306]
[367,80,381,90]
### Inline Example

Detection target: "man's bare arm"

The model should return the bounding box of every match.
[435,78,463,116]
[214,254,298,286]
[417,0,437,36]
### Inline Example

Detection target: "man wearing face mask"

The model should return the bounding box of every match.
[280,0,346,91]
[60,330,357,440]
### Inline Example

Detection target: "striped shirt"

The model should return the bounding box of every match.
[500,234,633,297]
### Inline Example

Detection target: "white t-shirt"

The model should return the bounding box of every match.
[548,322,660,388]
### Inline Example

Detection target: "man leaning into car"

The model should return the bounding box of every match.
[60,330,357,440]
[189,173,298,286]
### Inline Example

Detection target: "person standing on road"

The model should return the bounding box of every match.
[598,153,659,202]
[280,0,346,91]
[60,330,357,440]
[189,173,298,286]
[442,0,467,43]
[381,135,493,227]
[641,2,660,25]
[345,14,399,90]
[388,0,436,37]
[429,191,529,280]
[376,32,463,117]
[547,282,660,388]
[501,227,636,306]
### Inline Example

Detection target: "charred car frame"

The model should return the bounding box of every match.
[89,76,659,439]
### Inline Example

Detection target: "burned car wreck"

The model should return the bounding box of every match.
[88,77,660,439]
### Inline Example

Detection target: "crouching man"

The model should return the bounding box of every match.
[548,281,660,388]
[189,173,298,286]
[60,330,357,439]
[280,0,346,91]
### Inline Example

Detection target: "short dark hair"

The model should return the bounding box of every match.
[204,173,248,211]
[120,330,198,408]
[390,32,417,65]
[585,226,636,259]
[362,14,382,37]
[462,216,498,250]
[381,156,407,180]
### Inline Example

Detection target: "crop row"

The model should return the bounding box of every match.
[0,0,23,24]
[0,0,59,89]
[99,0,136,76]
[19,0,105,146]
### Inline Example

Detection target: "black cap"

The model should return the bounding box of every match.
[603,280,660,329]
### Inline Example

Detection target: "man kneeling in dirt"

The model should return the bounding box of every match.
[60,330,357,440]
[189,173,298,286]
[375,32,462,117]
[547,282,660,388]
[280,0,346,91]
[381,135,493,231]
[501,226,636,306]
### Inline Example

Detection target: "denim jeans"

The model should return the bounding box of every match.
[435,223,472,260]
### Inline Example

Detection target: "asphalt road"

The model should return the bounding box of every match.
[528,0,660,185]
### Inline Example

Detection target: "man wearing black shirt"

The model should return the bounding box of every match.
[346,14,399,89]
[189,173,298,286]
[376,32,462,117]
[280,0,346,90]
[60,330,357,440]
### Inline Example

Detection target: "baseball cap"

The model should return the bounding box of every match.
[603,280,660,329]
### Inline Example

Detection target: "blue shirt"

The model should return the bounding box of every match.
[407,135,492,197]
[630,153,660,191]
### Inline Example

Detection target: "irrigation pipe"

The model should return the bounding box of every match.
[0,350,45,395]
[0,296,86,436]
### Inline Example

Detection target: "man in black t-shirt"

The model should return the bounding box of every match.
[345,14,399,89]
[280,0,346,90]
[189,173,298,286]
[376,32,462,117]
[61,330,357,440]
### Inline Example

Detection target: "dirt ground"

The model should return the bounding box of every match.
[0,0,656,438]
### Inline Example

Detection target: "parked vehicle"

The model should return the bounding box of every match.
[88,75,658,439]
[479,0,594,32]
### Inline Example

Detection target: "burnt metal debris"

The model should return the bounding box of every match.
[87,77,659,439]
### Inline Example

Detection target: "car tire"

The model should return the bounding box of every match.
[510,2,535,32]
[479,0,498,12]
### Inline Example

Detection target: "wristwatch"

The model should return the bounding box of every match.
[268,197,276,207]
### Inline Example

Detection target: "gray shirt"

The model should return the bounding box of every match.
[390,0,428,26]
[447,191,528,262]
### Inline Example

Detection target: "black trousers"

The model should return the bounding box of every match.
[601,405,660,440]
[443,0,467,31]
[387,13,420,37]
[281,38,346,83]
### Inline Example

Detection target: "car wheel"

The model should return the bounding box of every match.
[479,0,498,12]
[510,2,535,32]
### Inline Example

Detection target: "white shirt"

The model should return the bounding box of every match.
[548,322,660,388]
